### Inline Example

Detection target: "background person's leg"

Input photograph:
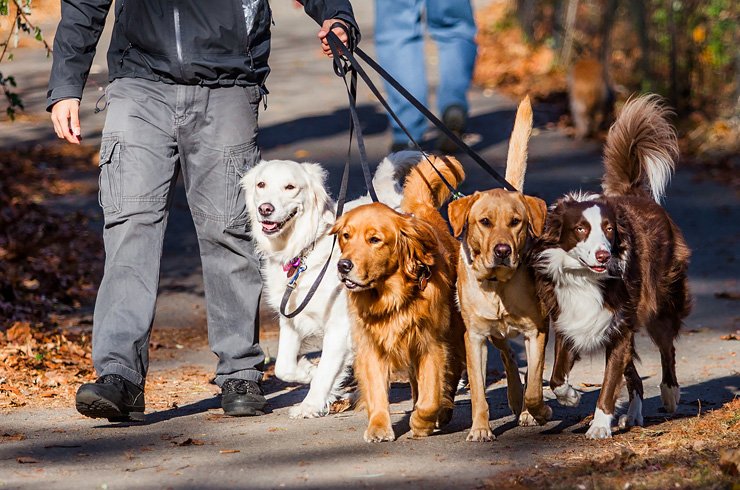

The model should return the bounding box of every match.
[426,0,477,146]
[177,84,265,388]
[375,0,428,148]
[92,78,180,389]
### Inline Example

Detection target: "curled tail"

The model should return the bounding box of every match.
[401,154,465,215]
[602,94,678,202]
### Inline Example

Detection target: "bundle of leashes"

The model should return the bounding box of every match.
[279,24,515,317]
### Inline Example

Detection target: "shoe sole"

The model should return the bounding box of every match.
[76,391,145,422]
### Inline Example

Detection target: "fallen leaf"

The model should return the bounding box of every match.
[580,382,602,388]
[16,456,39,464]
[720,332,739,341]
[329,398,352,414]
[219,449,240,454]
[176,438,205,446]
[2,433,25,441]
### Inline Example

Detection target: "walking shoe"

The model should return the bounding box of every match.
[437,104,468,153]
[221,378,268,417]
[389,141,414,153]
[75,374,145,422]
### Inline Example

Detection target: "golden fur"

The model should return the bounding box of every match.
[569,57,613,139]
[330,155,466,442]
[448,97,552,442]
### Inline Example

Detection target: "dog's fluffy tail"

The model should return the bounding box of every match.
[601,94,678,202]
[504,96,533,192]
[401,154,465,215]
[372,151,421,210]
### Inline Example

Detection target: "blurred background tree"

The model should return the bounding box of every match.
[0,0,51,120]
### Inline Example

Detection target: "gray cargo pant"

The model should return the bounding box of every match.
[93,77,264,388]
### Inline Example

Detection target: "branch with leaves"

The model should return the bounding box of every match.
[0,0,52,120]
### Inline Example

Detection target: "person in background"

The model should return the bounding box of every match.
[374,0,477,152]
[47,0,357,422]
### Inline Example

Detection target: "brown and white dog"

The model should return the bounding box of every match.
[330,155,466,443]
[448,97,550,442]
[534,94,691,439]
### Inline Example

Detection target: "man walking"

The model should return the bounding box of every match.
[48,0,357,421]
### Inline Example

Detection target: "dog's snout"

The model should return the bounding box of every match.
[337,259,353,274]
[258,203,274,217]
[595,250,611,264]
[494,243,512,259]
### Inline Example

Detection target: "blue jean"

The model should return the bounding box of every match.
[374,0,477,144]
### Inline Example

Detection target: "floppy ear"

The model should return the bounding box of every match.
[523,195,547,238]
[447,193,480,238]
[398,216,437,280]
[329,213,347,236]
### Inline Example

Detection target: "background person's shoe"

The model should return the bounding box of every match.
[75,374,145,422]
[437,104,468,153]
[221,379,268,416]
[389,141,414,153]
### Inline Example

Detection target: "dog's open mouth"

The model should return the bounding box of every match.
[260,209,297,235]
[341,278,367,291]
[579,258,607,274]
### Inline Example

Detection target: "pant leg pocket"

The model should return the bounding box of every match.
[98,134,123,215]
[225,141,259,230]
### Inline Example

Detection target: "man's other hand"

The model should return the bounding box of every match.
[318,19,349,58]
[51,99,82,144]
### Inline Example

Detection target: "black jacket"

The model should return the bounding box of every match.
[47,0,358,110]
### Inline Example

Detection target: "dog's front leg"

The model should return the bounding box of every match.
[586,332,633,439]
[274,320,310,384]
[519,328,552,426]
[410,345,445,439]
[465,330,494,441]
[356,344,394,443]
[490,336,524,419]
[290,322,351,419]
[550,331,581,407]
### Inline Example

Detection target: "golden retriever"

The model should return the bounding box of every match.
[448,97,551,442]
[330,154,465,442]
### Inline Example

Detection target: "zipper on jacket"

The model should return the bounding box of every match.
[173,5,184,69]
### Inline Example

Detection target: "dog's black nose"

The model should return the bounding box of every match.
[595,250,611,264]
[258,203,274,217]
[494,243,512,259]
[337,259,353,274]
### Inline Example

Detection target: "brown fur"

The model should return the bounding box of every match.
[569,57,613,139]
[330,155,466,442]
[448,97,552,441]
[535,94,691,435]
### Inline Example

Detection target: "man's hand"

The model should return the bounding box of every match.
[50,99,82,144]
[318,19,349,58]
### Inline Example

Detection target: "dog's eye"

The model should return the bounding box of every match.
[605,224,614,233]
[285,184,296,190]
[342,232,350,240]
[509,218,521,227]
[479,217,491,227]
[257,181,265,189]
[368,236,381,244]
[575,226,586,234]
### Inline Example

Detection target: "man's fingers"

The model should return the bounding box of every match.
[50,114,63,139]
[69,107,81,139]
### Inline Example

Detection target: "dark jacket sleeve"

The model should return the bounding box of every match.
[46,0,113,111]
[300,0,360,42]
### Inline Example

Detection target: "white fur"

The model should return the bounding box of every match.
[241,153,414,417]
[619,390,644,429]
[538,248,614,352]
[645,155,673,203]
[586,408,613,439]
[660,383,680,413]
[552,375,581,407]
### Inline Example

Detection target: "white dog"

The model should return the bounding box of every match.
[241,152,417,418]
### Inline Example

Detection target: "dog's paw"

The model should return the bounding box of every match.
[553,383,581,407]
[618,396,644,429]
[585,409,613,439]
[528,404,553,425]
[293,358,317,384]
[288,402,329,419]
[466,426,495,442]
[518,410,539,427]
[363,425,395,443]
[660,384,680,413]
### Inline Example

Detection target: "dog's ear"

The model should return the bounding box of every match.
[301,162,333,216]
[523,195,547,238]
[398,216,437,280]
[447,193,480,238]
[329,213,347,236]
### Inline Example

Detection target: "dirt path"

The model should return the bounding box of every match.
[1,1,738,488]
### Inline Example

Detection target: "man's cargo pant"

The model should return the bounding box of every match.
[93,77,264,388]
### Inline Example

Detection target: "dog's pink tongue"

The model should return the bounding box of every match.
[262,222,278,231]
